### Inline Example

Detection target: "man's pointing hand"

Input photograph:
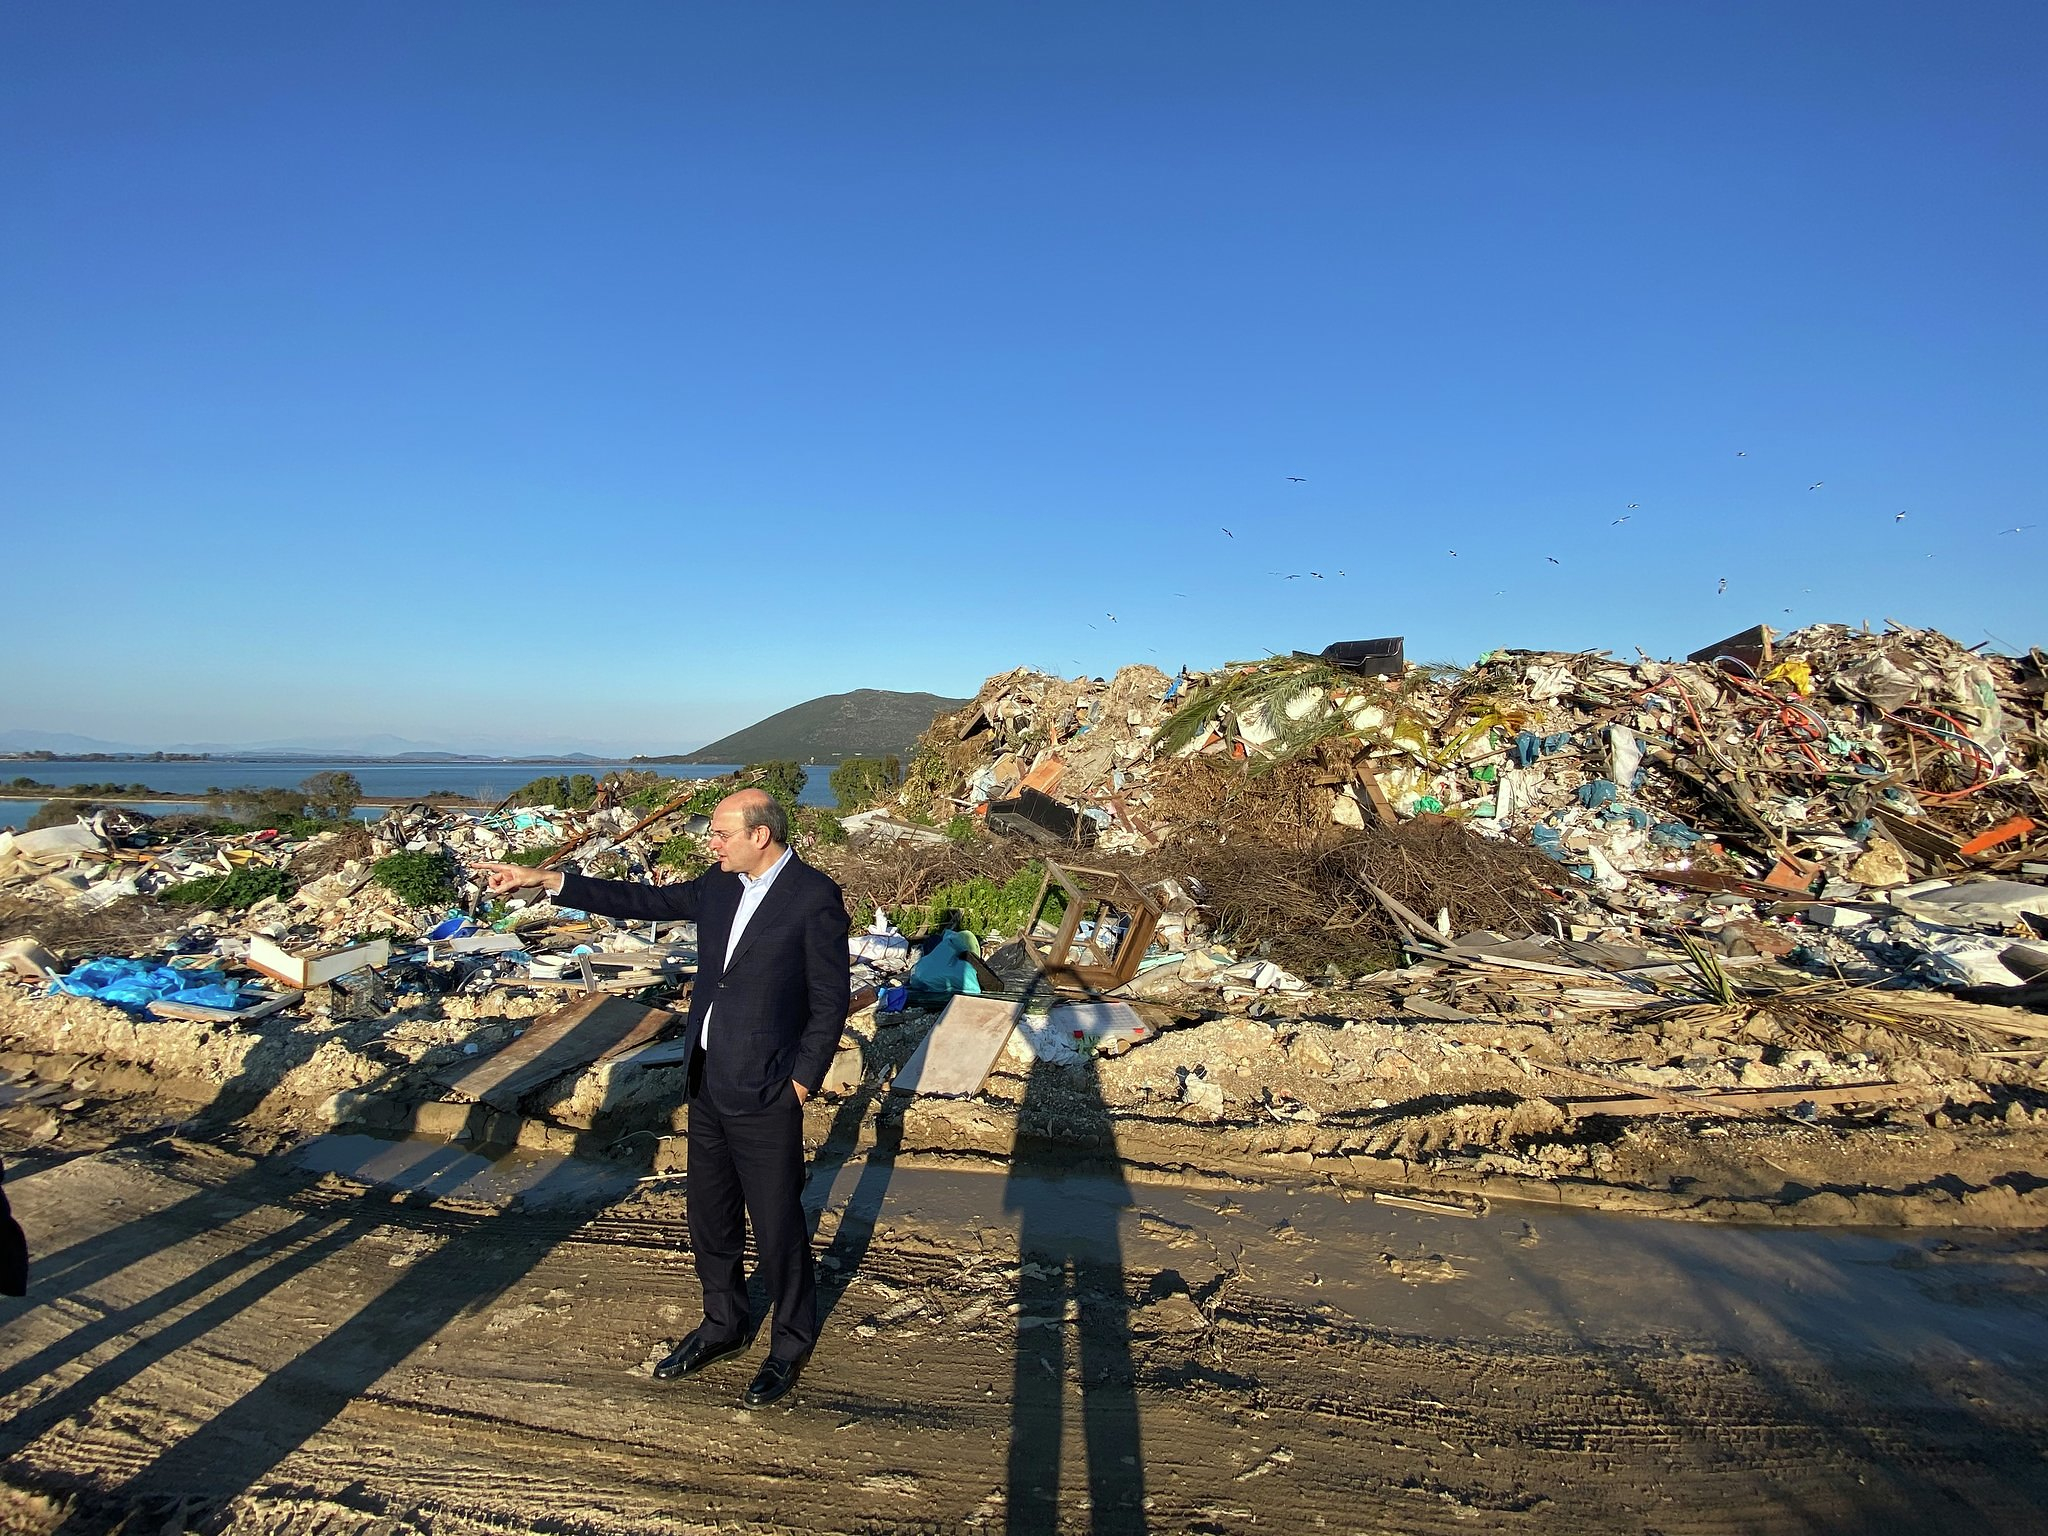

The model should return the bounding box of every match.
[473,862,564,898]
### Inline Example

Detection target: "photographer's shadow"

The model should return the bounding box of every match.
[1003,1034,1147,1535]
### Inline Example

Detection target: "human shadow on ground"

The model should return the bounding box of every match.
[1004,1048,1147,1535]
[0,1001,664,1529]
[801,1072,908,1333]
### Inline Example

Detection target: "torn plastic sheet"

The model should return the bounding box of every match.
[52,957,249,1012]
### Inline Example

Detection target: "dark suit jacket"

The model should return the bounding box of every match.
[1,1160,25,1297]
[556,854,849,1115]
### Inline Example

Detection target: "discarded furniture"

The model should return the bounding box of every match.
[1020,860,1161,994]
[986,786,1092,847]
[1294,636,1405,677]
[244,935,391,990]
[891,994,1021,1097]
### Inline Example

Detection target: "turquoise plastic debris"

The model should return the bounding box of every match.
[51,957,246,1013]
[1650,821,1703,849]
[906,929,984,1003]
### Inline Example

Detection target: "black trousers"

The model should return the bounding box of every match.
[685,1068,817,1360]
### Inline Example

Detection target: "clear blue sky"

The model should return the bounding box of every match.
[5,2,2043,754]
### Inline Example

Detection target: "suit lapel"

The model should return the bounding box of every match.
[721,858,803,974]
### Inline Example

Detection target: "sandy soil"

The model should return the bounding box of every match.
[3,1094,2047,1535]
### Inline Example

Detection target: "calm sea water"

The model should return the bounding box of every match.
[0,759,829,831]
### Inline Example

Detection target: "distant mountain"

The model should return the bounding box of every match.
[0,730,150,754]
[644,690,967,766]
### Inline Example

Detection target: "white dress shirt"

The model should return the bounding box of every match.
[701,845,794,1051]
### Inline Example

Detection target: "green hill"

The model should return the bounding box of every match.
[638,689,967,766]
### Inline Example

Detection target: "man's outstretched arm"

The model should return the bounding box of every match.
[472,862,706,924]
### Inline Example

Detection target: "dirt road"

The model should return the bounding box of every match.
[3,1107,2047,1536]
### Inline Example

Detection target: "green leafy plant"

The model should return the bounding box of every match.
[502,844,559,867]
[944,814,978,844]
[159,865,296,910]
[795,806,847,847]
[370,849,459,908]
[654,835,709,875]
[829,756,900,811]
[886,862,1050,942]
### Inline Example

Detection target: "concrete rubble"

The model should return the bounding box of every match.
[2,623,2046,1227]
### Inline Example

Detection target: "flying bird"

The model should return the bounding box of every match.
[1736,450,1748,457]
[1448,550,1458,557]
[1105,613,1117,622]
[1309,571,1324,579]
[1627,503,1639,509]
[1809,482,1824,491]
[1221,528,1234,538]
[1286,476,1307,482]
[1895,511,1907,522]
[1999,525,2037,534]
[1612,516,1630,525]
[1546,556,1561,565]
[1717,577,1728,594]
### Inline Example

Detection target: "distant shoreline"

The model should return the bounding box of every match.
[0,755,657,767]
[0,790,487,808]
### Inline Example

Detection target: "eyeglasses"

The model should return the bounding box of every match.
[706,827,756,844]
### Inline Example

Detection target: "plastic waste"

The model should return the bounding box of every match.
[51,957,247,1012]
[906,929,984,1003]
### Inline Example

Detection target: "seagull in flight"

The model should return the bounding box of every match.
[1105,613,1117,622]
[1895,511,1907,522]
[1448,550,1458,557]
[1627,503,1639,509]
[1546,556,1561,565]
[1718,577,1728,594]
[1612,516,1630,525]
[1736,450,1748,457]
[1309,571,1324,579]
[1286,476,1307,483]
[1809,482,1825,491]
[1999,525,2037,534]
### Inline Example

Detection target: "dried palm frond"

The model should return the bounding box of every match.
[1154,658,1343,758]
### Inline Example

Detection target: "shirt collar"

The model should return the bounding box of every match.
[738,844,794,893]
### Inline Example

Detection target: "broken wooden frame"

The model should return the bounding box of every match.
[1020,860,1161,995]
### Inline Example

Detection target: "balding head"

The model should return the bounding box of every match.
[707,788,789,877]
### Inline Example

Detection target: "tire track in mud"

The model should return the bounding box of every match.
[4,1151,2048,1533]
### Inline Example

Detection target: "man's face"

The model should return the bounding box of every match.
[706,807,770,875]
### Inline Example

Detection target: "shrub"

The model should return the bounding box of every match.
[160,865,296,910]
[654,835,709,875]
[943,814,978,844]
[828,756,900,811]
[370,849,459,908]
[795,806,847,847]
[503,844,559,867]
[888,862,1051,942]
[299,771,362,819]
[25,799,105,832]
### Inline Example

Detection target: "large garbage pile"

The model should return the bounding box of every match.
[888,621,2048,988]
[0,782,771,1011]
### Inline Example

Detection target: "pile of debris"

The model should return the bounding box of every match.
[1,623,2045,1227]
[880,621,2048,982]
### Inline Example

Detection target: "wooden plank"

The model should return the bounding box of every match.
[434,995,676,1109]
[891,995,1020,1097]
[1561,1081,1903,1117]
[145,990,302,1025]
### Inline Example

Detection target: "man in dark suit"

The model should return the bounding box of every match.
[477,787,848,1407]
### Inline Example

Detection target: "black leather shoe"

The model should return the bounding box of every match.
[741,1353,809,1408]
[653,1329,751,1380]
